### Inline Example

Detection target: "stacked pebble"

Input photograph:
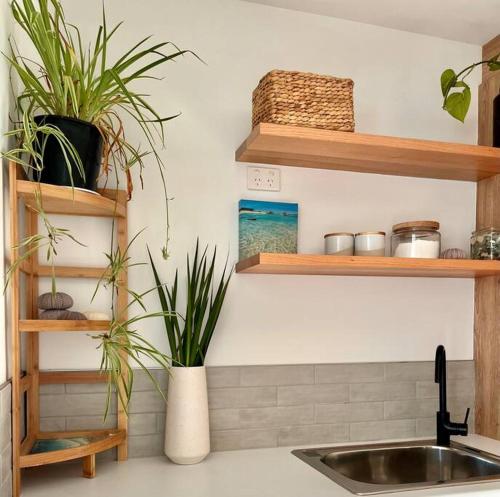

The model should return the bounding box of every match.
[38,292,86,320]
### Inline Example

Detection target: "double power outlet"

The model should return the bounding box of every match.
[246,166,281,191]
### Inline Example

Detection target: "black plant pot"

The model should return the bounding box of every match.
[34,115,103,191]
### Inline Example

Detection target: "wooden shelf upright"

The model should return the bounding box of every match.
[8,162,129,497]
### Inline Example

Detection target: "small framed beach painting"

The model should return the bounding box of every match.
[239,199,298,260]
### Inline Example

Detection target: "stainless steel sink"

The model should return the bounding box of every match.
[293,440,500,495]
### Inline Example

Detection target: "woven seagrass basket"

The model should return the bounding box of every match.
[252,70,354,132]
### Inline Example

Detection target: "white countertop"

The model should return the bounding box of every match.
[23,435,500,497]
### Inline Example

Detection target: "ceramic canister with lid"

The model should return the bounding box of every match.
[391,220,441,258]
[355,232,386,256]
[324,232,354,255]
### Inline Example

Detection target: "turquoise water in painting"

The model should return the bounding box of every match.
[239,200,298,260]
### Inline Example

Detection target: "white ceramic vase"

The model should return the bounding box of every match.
[164,365,210,464]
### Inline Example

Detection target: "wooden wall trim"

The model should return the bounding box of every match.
[475,34,500,438]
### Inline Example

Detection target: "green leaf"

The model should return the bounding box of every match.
[440,68,457,97]
[488,61,500,71]
[444,86,471,123]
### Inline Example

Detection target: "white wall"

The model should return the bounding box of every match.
[29,0,480,369]
[0,0,11,383]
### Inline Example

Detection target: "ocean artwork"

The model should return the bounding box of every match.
[239,199,298,260]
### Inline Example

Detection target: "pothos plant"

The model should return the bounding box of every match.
[441,52,500,122]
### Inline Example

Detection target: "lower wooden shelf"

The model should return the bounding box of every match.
[235,253,500,278]
[19,429,125,468]
[19,320,110,332]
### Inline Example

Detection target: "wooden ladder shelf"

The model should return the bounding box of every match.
[8,162,129,497]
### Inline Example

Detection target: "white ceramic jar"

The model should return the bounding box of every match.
[324,232,354,255]
[355,232,386,256]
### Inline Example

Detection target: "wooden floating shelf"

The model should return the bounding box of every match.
[236,123,500,182]
[20,429,125,468]
[236,253,500,278]
[19,320,110,332]
[16,180,126,218]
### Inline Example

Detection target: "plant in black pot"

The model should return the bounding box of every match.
[3,0,195,197]
[33,115,103,191]
[2,0,198,288]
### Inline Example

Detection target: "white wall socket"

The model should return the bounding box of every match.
[247,166,281,191]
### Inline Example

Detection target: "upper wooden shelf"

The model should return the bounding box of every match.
[236,123,500,182]
[236,253,500,278]
[16,180,126,218]
[19,320,110,332]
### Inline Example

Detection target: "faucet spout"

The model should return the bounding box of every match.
[434,345,469,447]
[435,345,447,413]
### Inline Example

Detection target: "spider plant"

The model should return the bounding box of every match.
[2,113,83,182]
[5,0,199,257]
[148,241,232,367]
[5,188,85,294]
[441,52,500,122]
[92,229,172,418]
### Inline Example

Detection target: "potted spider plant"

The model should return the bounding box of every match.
[4,0,194,201]
[3,0,198,292]
[149,241,232,464]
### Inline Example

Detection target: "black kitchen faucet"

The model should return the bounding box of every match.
[435,344,470,446]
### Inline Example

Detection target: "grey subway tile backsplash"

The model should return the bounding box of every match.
[384,362,434,382]
[207,367,240,388]
[209,409,240,430]
[39,416,66,432]
[316,363,384,384]
[277,384,348,406]
[350,419,416,442]
[37,360,474,458]
[278,424,349,446]
[240,365,314,386]
[39,383,65,395]
[416,417,436,437]
[128,390,166,414]
[383,398,436,420]
[211,428,279,451]
[129,413,158,436]
[40,392,117,417]
[416,378,474,399]
[239,405,313,429]
[208,386,276,409]
[315,402,384,424]
[0,382,12,497]
[350,382,416,402]
[65,415,116,431]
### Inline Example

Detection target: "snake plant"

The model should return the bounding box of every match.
[148,241,233,367]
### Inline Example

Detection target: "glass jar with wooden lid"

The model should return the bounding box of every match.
[391,220,441,258]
